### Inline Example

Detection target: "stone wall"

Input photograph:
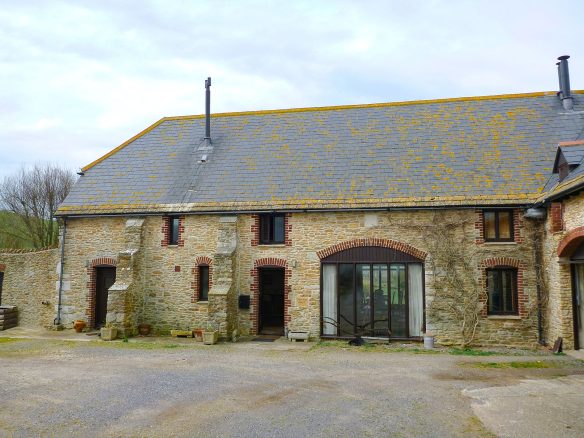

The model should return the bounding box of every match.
[54,208,542,346]
[542,191,584,349]
[0,248,59,328]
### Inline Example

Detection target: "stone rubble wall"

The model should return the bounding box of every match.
[0,248,59,328]
[15,207,545,347]
[542,191,584,349]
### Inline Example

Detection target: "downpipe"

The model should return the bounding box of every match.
[54,218,67,326]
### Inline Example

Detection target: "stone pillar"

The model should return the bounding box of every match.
[207,216,238,339]
[105,218,144,336]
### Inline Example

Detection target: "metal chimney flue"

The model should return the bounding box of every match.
[557,55,573,110]
[204,77,212,143]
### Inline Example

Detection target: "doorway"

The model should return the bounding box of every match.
[94,267,116,329]
[573,264,584,350]
[259,268,285,335]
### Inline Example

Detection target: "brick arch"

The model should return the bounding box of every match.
[558,226,584,258]
[86,256,117,328]
[250,258,290,335]
[191,256,213,302]
[479,257,526,318]
[316,238,427,261]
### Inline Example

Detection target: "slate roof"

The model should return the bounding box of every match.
[57,91,584,216]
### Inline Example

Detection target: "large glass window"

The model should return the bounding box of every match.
[322,261,424,338]
[487,267,517,315]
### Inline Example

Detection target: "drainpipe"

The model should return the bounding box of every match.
[54,218,67,326]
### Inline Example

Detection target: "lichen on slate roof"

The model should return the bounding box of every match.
[57,91,584,215]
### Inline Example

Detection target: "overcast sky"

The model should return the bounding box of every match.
[1,0,583,179]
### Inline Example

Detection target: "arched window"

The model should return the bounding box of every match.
[321,246,424,339]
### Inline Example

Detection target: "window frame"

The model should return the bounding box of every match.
[168,215,180,245]
[486,266,518,316]
[259,213,285,245]
[483,210,514,242]
[198,265,209,301]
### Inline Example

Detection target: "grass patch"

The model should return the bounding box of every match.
[472,360,554,369]
[0,338,23,344]
[449,347,498,356]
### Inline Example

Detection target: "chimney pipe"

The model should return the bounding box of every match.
[557,55,573,110]
[204,77,212,142]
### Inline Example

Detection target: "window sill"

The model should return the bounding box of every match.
[166,244,179,248]
[258,244,286,248]
[487,315,521,320]
[483,241,517,246]
[195,300,209,305]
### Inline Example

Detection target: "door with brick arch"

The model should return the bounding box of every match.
[95,267,116,329]
[259,268,285,335]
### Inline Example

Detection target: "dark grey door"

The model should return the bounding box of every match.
[259,268,284,334]
[95,267,116,329]
[0,272,3,305]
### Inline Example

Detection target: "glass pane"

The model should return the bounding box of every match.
[502,270,514,313]
[260,215,271,243]
[273,215,285,243]
[339,264,354,336]
[487,270,500,313]
[372,265,389,337]
[356,264,371,335]
[484,212,496,240]
[200,266,209,301]
[408,264,424,337]
[322,265,338,335]
[171,217,179,244]
[498,212,511,239]
[390,264,406,337]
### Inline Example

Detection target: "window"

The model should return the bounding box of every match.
[321,246,424,339]
[168,216,180,245]
[487,267,517,315]
[199,265,209,301]
[483,210,513,242]
[259,213,285,244]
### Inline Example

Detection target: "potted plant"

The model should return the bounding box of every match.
[100,324,118,341]
[203,323,219,345]
[73,319,86,333]
[137,323,152,336]
[193,328,204,342]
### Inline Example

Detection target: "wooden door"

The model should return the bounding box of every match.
[259,268,284,334]
[95,267,116,329]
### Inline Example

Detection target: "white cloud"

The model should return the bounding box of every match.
[0,0,583,179]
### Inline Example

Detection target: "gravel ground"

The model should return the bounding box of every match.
[0,337,583,437]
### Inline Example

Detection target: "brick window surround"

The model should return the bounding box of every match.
[251,213,292,247]
[479,258,526,318]
[86,257,117,328]
[250,257,291,335]
[191,256,213,303]
[161,215,185,247]
[550,202,565,233]
[475,209,523,244]
[0,264,5,272]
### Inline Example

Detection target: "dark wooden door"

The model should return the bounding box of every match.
[95,267,116,328]
[0,272,4,305]
[259,268,284,334]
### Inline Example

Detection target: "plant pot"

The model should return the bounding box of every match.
[193,329,204,342]
[423,335,435,349]
[138,323,151,336]
[203,330,219,345]
[101,327,118,341]
[73,320,86,333]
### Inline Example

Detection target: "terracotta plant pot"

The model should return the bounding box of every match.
[193,329,204,342]
[73,320,86,333]
[138,323,151,336]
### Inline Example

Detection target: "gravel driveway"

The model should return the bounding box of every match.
[0,337,583,437]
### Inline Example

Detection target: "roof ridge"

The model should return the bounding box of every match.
[166,90,576,120]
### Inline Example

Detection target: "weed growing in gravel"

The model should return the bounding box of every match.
[0,338,23,344]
